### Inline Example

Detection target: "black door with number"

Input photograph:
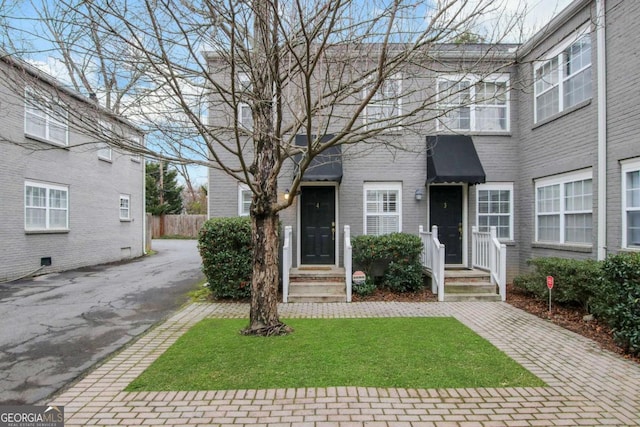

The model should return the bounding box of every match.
[301,187,335,264]
[429,186,463,264]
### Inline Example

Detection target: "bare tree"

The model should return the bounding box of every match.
[1,0,525,335]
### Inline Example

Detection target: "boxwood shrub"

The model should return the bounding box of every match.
[512,257,601,309]
[352,232,424,293]
[591,253,640,355]
[198,217,252,300]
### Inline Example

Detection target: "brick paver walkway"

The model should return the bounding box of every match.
[50,302,640,426]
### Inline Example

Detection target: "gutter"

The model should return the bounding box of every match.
[596,0,607,260]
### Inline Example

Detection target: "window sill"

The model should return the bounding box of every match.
[437,130,512,137]
[532,99,592,129]
[531,242,593,253]
[25,229,70,235]
[120,218,132,222]
[25,133,69,148]
[98,156,113,163]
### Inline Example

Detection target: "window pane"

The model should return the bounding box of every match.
[627,211,640,247]
[25,112,47,139]
[50,209,68,228]
[536,86,559,121]
[564,67,592,107]
[565,213,592,243]
[627,171,640,208]
[538,215,560,242]
[475,106,507,131]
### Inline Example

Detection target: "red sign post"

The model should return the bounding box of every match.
[546,276,554,313]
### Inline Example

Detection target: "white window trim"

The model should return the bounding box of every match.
[534,169,592,244]
[363,182,402,235]
[533,23,592,123]
[363,73,403,130]
[436,73,510,133]
[98,121,113,161]
[621,158,640,249]
[119,194,131,221]
[128,133,143,162]
[24,181,69,231]
[238,183,251,217]
[24,89,69,146]
[238,73,253,130]
[476,182,514,241]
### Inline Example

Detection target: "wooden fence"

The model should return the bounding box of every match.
[151,214,207,238]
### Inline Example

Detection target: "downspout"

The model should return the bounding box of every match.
[596,0,607,260]
[142,147,148,255]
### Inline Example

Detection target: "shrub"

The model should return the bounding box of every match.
[512,257,601,309]
[352,278,377,296]
[591,253,640,355]
[198,217,252,300]
[352,232,425,293]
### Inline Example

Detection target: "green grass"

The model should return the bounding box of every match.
[126,317,545,391]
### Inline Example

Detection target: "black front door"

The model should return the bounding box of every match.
[300,186,336,264]
[429,186,463,264]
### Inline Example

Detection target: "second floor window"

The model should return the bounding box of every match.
[534,29,592,123]
[437,75,509,132]
[24,90,69,146]
[364,74,402,129]
[238,72,253,130]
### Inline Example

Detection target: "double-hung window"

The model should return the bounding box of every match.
[98,121,113,161]
[127,132,143,162]
[437,75,509,132]
[534,27,592,123]
[364,182,402,235]
[25,181,69,231]
[24,90,69,146]
[364,74,402,129]
[238,72,253,130]
[622,159,640,248]
[238,184,252,216]
[535,170,592,244]
[119,195,131,220]
[476,183,513,240]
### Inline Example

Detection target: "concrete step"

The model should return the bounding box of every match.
[443,293,502,302]
[444,281,496,294]
[289,282,345,295]
[444,269,490,283]
[288,294,346,303]
[288,280,346,303]
[290,267,345,282]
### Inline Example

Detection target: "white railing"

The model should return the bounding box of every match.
[419,225,446,302]
[344,225,352,303]
[472,226,507,301]
[282,225,293,303]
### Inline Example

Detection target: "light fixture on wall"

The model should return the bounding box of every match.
[284,189,290,201]
[415,188,424,201]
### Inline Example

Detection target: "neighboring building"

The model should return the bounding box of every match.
[208,0,639,301]
[0,53,146,282]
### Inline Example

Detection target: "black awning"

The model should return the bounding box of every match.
[426,135,486,184]
[295,134,343,182]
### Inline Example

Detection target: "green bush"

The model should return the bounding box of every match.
[512,257,601,309]
[352,233,424,293]
[198,217,252,300]
[352,278,377,296]
[591,253,640,355]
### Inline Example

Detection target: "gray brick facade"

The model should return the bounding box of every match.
[0,57,145,282]
[208,0,640,281]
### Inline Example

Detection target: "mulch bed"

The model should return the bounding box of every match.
[354,285,639,364]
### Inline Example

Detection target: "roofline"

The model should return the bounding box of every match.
[517,0,592,58]
[0,50,142,133]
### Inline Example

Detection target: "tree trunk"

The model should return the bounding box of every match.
[243,210,291,336]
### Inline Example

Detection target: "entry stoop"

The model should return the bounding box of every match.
[288,267,346,303]
[443,269,501,302]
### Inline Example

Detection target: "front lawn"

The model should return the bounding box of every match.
[127,317,544,391]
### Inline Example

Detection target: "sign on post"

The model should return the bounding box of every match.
[546,276,554,313]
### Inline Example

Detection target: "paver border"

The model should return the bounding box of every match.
[50,302,640,426]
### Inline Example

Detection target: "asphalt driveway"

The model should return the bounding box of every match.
[0,239,204,405]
